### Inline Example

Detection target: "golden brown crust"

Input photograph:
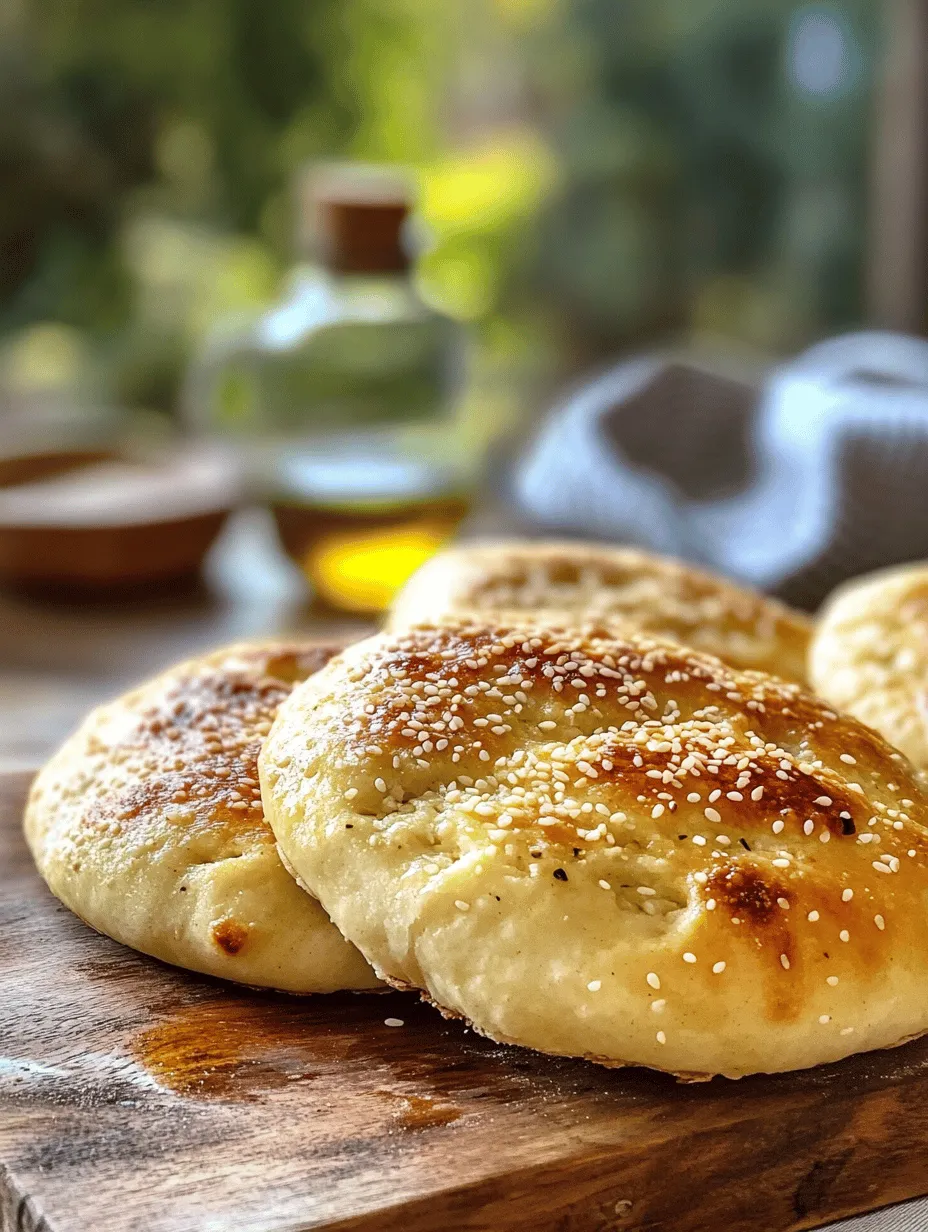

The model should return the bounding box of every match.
[387,541,813,682]
[811,563,928,771]
[82,643,340,849]
[25,641,381,993]
[263,617,928,1075]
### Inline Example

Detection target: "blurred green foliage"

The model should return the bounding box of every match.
[0,0,880,415]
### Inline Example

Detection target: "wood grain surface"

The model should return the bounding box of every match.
[4,769,928,1232]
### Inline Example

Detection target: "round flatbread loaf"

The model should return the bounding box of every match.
[811,563,928,772]
[262,619,928,1077]
[25,642,380,993]
[387,541,812,684]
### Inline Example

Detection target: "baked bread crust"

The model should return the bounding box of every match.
[811,563,928,771]
[387,541,813,683]
[262,619,928,1076]
[25,642,381,993]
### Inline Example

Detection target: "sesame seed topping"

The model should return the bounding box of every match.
[842,888,853,902]
[818,1015,831,1025]
[780,954,790,969]
[839,929,850,942]
[384,1018,405,1027]
[772,857,790,868]
[874,914,886,930]
[704,807,721,824]
[651,999,666,1013]
[656,1030,667,1044]
[455,900,470,911]
[683,952,697,964]
[807,910,820,922]
[712,961,726,974]
[840,1027,855,1036]
[827,975,839,986]
[646,972,661,989]
[587,980,602,992]
[772,819,785,834]
[599,879,611,890]
[840,753,857,764]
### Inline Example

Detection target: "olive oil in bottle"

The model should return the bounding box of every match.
[185,163,471,611]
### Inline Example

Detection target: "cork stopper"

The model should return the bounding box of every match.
[298,163,413,275]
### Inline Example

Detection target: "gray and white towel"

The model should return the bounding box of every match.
[515,332,928,610]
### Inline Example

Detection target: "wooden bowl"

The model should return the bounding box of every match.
[0,449,239,592]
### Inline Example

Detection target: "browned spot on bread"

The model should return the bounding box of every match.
[81,642,343,845]
[707,861,786,929]
[211,918,249,955]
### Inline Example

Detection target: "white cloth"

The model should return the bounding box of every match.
[831,1200,928,1230]
[516,332,928,609]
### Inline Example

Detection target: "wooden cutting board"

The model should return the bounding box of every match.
[4,769,928,1232]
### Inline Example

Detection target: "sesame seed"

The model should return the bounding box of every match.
[374,777,387,793]
[772,819,785,834]
[842,888,853,902]
[712,961,726,974]
[839,929,850,942]
[656,1031,667,1044]
[651,804,665,819]
[772,857,790,868]
[803,820,814,836]
[651,999,666,1013]
[807,910,820,922]
[840,1027,855,1036]
[819,1015,831,1025]
[637,886,657,897]
[840,754,857,764]
[751,786,764,801]
[646,972,661,989]
[706,898,717,911]
[599,879,611,890]
[780,954,790,970]
[874,914,886,930]
[683,952,697,964]
[827,975,839,986]
[777,897,790,909]
[587,980,602,992]
[815,796,832,807]
[704,807,721,824]
[687,792,701,803]
[872,861,893,874]
[455,900,470,911]
[384,1018,405,1027]
[344,787,358,800]
[692,835,707,846]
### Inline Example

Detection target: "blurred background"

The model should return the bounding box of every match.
[0,0,888,418]
[1,0,925,765]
